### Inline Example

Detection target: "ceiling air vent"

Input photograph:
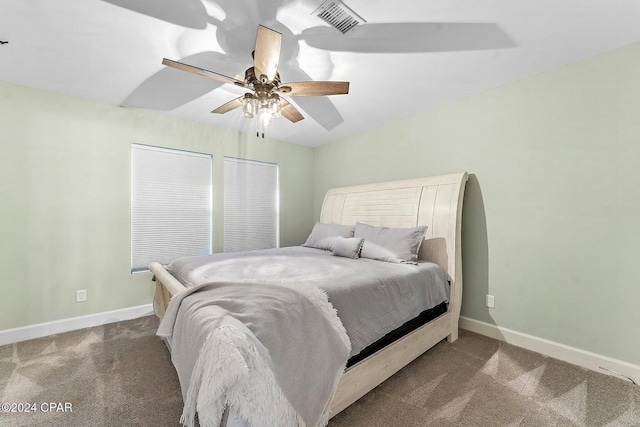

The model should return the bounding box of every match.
[313,0,366,35]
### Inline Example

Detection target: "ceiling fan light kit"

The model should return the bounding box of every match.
[241,93,282,137]
[162,25,350,139]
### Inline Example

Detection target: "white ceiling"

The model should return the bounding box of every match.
[1,0,639,146]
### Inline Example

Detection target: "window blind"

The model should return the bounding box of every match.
[224,157,279,252]
[131,144,212,272]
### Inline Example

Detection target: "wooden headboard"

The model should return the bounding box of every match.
[320,172,468,323]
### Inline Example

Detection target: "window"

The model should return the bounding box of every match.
[224,157,279,252]
[131,144,212,272]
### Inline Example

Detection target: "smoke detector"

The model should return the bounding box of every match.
[313,0,366,35]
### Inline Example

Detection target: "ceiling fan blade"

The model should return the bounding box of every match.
[279,81,349,97]
[123,52,242,110]
[280,99,304,123]
[300,23,515,53]
[162,58,246,87]
[211,97,244,114]
[276,64,345,130]
[253,25,282,82]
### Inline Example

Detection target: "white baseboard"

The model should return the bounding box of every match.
[0,304,154,346]
[459,316,639,385]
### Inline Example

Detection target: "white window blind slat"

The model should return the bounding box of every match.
[131,144,212,272]
[224,157,279,252]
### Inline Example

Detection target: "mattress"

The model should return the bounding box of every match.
[166,246,449,357]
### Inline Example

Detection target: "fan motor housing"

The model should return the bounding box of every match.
[245,67,281,93]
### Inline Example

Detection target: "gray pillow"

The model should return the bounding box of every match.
[302,223,355,251]
[355,222,427,264]
[332,236,363,259]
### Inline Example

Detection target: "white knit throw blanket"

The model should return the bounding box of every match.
[181,325,304,427]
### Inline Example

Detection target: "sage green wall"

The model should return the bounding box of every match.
[314,42,640,366]
[0,80,314,330]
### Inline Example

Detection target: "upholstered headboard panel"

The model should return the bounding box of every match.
[320,173,468,287]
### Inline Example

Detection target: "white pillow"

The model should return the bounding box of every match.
[355,222,427,264]
[302,223,355,251]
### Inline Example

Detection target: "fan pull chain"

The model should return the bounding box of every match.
[256,119,265,139]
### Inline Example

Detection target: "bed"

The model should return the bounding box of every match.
[150,172,468,426]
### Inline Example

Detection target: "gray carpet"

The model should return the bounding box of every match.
[1,316,638,427]
[0,316,183,427]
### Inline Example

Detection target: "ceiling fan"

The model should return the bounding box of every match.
[162,25,350,137]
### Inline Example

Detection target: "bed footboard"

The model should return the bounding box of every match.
[149,262,187,319]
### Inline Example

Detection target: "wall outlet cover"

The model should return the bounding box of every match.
[76,289,87,303]
[486,294,495,309]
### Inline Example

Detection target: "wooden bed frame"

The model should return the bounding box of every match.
[149,171,468,420]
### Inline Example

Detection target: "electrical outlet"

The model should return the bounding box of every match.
[486,294,495,309]
[76,289,87,303]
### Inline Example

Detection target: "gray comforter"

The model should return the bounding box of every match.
[157,280,351,427]
[167,246,450,357]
